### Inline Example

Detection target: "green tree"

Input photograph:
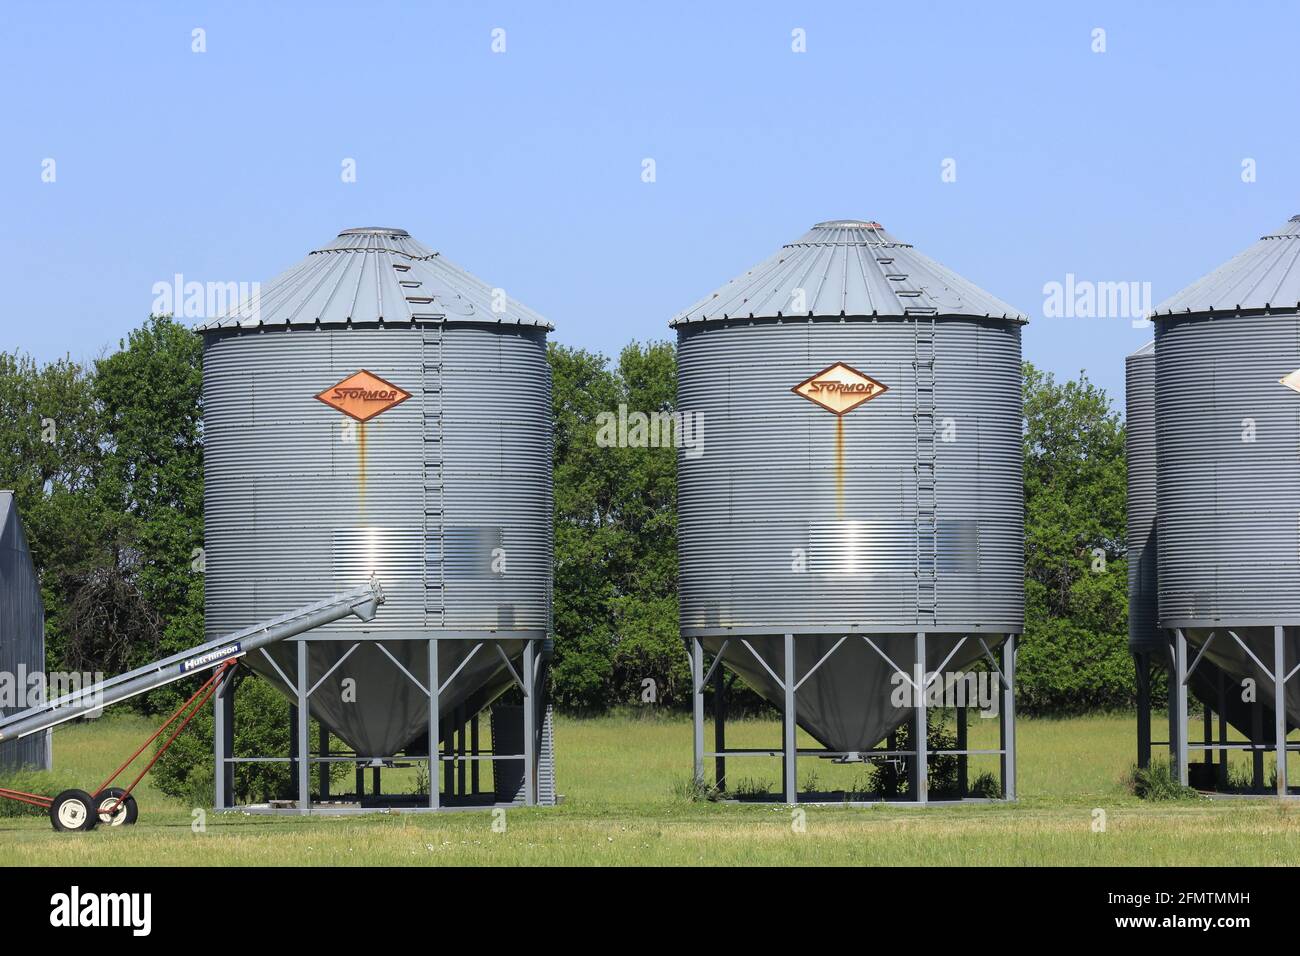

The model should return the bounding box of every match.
[93,315,205,668]
[549,341,684,710]
[1019,363,1131,712]
[0,351,107,668]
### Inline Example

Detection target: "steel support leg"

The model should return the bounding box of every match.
[914,632,928,804]
[1172,629,1189,786]
[319,721,330,799]
[296,641,310,810]
[1275,625,1288,798]
[524,640,537,807]
[956,701,968,799]
[471,712,480,796]
[1216,668,1229,789]
[1203,696,1213,768]
[691,637,704,788]
[456,707,467,796]
[428,638,439,810]
[713,662,726,792]
[213,670,234,810]
[1135,651,1152,769]
[1001,635,1017,800]
[288,703,298,783]
[783,633,797,804]
[442,716,453,798]
[1252,693,1265,791]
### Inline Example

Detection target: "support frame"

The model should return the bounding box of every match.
[688,630,1019,805]
[212,633,552,813]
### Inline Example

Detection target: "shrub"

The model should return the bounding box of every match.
[151,671,341,806]
[1124,760,1200,801]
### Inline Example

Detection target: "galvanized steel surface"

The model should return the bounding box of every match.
[674,219,1024,752]
[203,324,551,635]
[1125,343,1161,650]
[198,227,551,331]
[203,316,552,754]
[706,632,988,753]
[1184,627,1299,733]
[676,316,1024,636]
[0,492,50,770]
[1155,309,1300,626]
[1153,215,1300,317]
[671,220,1027,325]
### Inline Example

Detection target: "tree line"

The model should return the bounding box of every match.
[0,316,1136,721]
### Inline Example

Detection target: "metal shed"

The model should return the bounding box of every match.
[198,227,555,811]
[0,491,51,772]
[672,219,1026,804]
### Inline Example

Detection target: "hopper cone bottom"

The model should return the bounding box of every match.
[248,639,527,757]
[1185,628,1300,739]
[706,633,1003,752]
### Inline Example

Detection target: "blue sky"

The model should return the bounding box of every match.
[2,0,1296,403]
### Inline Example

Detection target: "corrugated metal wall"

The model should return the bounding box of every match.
[1156,311,1300,626]
[203,323,552,637]
[0,493,50,771]
[202,322,552,757]
[676,315,1023,634]
[1125,345,1161,650]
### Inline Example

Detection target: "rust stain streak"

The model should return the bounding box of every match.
[358,421,367,516]
[835,417,845,519]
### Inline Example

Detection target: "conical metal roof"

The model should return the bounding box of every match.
[670,219,1027,326]
[198,227,551,331]
[1153,214,1300,317]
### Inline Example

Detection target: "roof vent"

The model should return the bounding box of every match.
[338,227,411,237]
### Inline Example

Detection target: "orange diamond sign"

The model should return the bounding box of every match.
[792,362,889,416]
[315,370,411,422]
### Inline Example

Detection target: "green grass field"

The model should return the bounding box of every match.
[2,712,1299,866]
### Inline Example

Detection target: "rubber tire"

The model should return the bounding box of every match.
[49,789,98,832]
[95,788,139,827]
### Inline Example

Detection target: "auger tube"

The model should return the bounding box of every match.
[0,578,384,743]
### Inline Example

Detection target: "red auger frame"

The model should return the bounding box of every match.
[0,659,238,832]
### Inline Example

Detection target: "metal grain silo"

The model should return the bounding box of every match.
[1151,214,1300,795]
[1126,343,1161,766]
[673,219,1025,803]
[199,227,554,810]
[1129,342,1245,782]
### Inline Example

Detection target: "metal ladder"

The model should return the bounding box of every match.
[911,314,938,624]
[420,322,447,628]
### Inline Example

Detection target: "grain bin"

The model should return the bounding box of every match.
[1128,342,1248,778]
[198,227,554,810]
[672,219,1025,803]
[1150,213,1300,795]
[1127,343,1162,767]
